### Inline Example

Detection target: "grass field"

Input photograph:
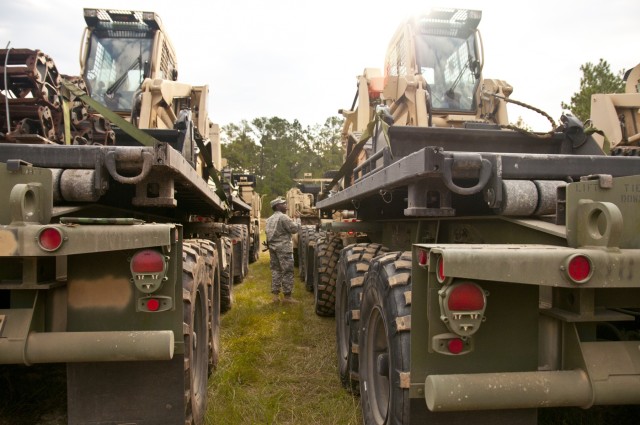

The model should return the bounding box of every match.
[206,249,362,424]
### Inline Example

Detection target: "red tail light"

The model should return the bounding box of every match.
[417,249,428,266]
[146,298,160,312]
[37,227,64,251]
[447,338,465,354]
[131,250,165,273]
[566,254,592,283]
[138,295,172,312]
[439,281,487,337]
[130,249,167,294]
[436,256,445,283]
[448,282,485,311]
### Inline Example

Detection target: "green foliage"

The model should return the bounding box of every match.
[561,59,625,122]
[221,116,344,213]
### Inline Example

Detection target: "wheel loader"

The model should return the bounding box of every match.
[309,8,640,424]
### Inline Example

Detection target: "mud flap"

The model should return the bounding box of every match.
[67,355,185,425]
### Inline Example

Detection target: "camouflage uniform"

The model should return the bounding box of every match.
[265,210,299,296]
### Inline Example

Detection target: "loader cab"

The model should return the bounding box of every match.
[79,9,178,113]
[385,9,483,114]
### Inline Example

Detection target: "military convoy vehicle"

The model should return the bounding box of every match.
[302,8,640,424]
[285,173,333,290]
[0,8,251,424]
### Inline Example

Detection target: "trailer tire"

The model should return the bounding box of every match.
[305,232,318,289]
[230,224,248,283]
[298,225,315,286]
[336,243,388,393]
[182,241,211,424]
[196,239,221,373]
[240,224,250,278]
[249,225,260,263]
[313,234,343,317]
[359,251,412,425]
[219,236,234,314]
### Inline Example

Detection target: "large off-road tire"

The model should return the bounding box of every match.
[182,241,212,424]
[240,224,250,277]
[359,251,412,425]
[219,236,234,314]
[196,239,221,374]
[298,225,315,285]
[313,233,343,317]
[230,224,248,283]
[336,243,388,393]
[249,225,260,263]
[305,232,319,290]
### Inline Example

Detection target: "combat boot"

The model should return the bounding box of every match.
[282,294,300,304]
[272,294,280,304]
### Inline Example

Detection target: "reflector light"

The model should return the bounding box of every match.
[131,250,164,273]
[147,298,160,312]
[447,338,464,354]
[436,256,445,282]
[448,283,485,311]
[567,255,592,283]
[418,249,428,266]
[38,227,63,251]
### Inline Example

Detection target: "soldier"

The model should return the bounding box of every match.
[265,197,299,303]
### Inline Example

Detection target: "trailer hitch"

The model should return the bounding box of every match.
[441,152,492,195]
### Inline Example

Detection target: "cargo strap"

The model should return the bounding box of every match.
[327,113,390,192]
[60,79,159,147]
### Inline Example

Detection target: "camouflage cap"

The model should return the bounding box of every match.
[270,197,286,208]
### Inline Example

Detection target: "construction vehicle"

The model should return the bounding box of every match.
[309,8,640,424]
[590,62,640,155]
[0,8,250,424]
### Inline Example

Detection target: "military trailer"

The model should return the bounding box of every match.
[0,9,249,424]
[312,9,640,424]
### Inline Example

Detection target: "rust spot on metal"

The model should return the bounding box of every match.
[0,230,18,255]
[68,276,132,309]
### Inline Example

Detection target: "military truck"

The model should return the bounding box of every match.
[312,9,640,424]
[285,173,333,289]
[0,8,250,424]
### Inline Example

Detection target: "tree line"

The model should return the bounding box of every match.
[221,116,344,214]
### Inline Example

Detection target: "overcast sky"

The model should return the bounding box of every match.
[1,0,637,132]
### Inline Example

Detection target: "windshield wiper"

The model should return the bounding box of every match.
[106,55,141,96]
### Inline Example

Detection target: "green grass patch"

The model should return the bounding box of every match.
[207,250,361,424]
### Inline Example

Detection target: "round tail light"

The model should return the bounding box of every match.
[565,254,592,283]
[37,227,64,251]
